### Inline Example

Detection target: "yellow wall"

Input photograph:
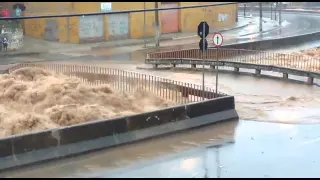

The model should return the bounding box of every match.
[23,2,236,43]
[24,2,159,43]
[180,2,237,33]
[126,2,159,39]
[72,2,158,41]
[23,2,74,42]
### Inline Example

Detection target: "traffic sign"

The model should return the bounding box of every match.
[199,38,208,52]
[197,21,209,38]
[212,32,224,47]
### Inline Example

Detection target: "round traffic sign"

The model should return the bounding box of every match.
[199,38,208,52]
[197,21,209,38]
[212,32,224,47]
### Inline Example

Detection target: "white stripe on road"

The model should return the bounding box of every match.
[300,137,320,146]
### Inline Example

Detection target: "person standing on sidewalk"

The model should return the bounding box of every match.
[1,8,9,18]
[2,37,8,52]
[0,38,3,52]
[15,6,22,17]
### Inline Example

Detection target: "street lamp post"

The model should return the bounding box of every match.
[154,2,160,47]
[279,2,282,26]
[274,2,277,21]
[271,3,273,20]
[259,2,263,32]
[143,2,146,47]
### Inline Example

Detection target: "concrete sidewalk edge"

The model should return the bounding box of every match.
[0,17,253,57]
[92,22,251,50]
[0,52,41,58]
[238,7,320,14]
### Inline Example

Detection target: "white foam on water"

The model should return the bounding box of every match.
[281,20,291,27]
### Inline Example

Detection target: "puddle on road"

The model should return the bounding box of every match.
[1,120,238,178]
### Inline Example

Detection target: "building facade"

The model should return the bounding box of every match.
[22,2,237,44]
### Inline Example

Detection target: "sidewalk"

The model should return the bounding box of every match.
[0,16,254,58]
[56,17,278,58]
[152,16,278,48]
[146,16,252,42]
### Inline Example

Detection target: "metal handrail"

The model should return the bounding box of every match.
[147,48,320,72]
[8,63,228,104]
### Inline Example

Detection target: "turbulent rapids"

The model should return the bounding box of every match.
[0,67,175,138]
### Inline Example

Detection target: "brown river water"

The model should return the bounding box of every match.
[1,45,319,178]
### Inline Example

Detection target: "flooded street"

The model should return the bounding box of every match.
[1,11,320,177]
[102,121,320,178]
[1,45,314,177]
[40,54,320,125]
[4,120,320,178]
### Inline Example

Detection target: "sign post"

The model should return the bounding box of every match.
[212,32,224,98]
[197,21,209,100]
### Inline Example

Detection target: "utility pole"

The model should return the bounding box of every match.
[235,3,238,22]
[279,2,282,26]
[270,3,273,20]
[143,2,147,47]
[274,2,276,21]
[154,2,160,47]
[259,2,262,32]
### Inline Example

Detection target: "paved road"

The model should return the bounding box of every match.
[246,11,320,37]
[150,11,320,51]
[102,121,320,178]
[1,11,320,178]
[1,49,319,177]
[3,120,320,178]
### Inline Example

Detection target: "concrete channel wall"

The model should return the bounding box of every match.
[146,59,320,85]
[146,28,320,85]
[218,31,320,51]
[0,96,238,172]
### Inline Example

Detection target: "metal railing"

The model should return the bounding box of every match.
[8,63,228,104]
[147,48,320,72]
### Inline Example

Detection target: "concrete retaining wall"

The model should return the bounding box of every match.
[217,31,320,51]
[0,96,238,172]
[146,59,320,85]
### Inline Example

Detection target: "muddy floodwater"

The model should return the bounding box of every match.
[3,120,320,178]
[44,58,320,125]
[2,59,318,178]
[1,44,320,177]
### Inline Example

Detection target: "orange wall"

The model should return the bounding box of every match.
[23,2,237,43]
[72,2,159,40]
[23,2,74,42]
[180,2,237,33]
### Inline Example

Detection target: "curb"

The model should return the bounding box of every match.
[3,18,253,54]
[92,22,251,50]
[238,7,320,14]
[215,30,320,51]
[220,23,250,33]
[281,10,320,14]
[239,25,280,37]
[0,52,41,58]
